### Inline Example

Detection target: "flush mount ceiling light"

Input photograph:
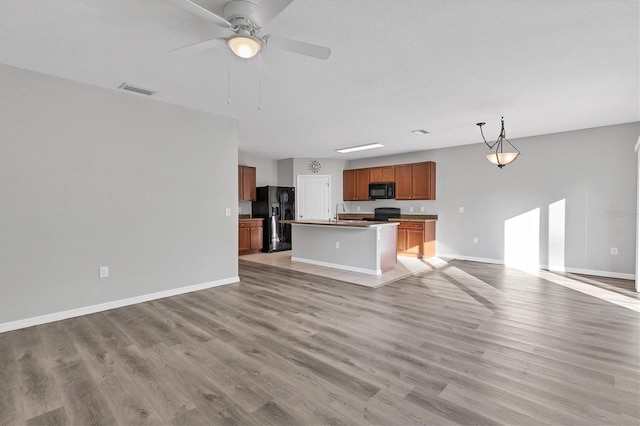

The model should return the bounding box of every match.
[476,117,520,169]
[227,33,262,59]
[336,143,384,153]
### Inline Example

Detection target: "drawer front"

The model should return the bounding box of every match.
[239,220,262,228]
[397,221,425,230]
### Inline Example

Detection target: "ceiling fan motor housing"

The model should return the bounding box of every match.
[223,0,259,32]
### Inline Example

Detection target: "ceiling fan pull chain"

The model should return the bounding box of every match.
[227,48,231,104]
[258,52,262,111]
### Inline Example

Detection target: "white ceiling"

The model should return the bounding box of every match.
[1,0,638,160]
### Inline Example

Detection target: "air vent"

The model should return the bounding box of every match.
[119,82,156,96]
[410,129,429,135]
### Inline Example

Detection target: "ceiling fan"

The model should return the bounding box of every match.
[171,0,331,60]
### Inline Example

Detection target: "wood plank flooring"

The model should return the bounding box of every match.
[1,259,638,425]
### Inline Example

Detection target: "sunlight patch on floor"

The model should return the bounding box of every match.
[533,269,640,312]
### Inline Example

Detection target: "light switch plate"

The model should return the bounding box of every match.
[459,207,464,213]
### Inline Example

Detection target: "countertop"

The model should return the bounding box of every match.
[238,217,263,221]
[281,219,399,228]
[338,213,438,221]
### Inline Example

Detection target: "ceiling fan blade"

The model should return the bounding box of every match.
[264,35,331,60]
[170,38,226,54]
[249,0,293,28]
[171,0,232,28]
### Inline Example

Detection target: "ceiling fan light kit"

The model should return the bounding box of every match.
[476,117,520,169]
[227,34,262,58]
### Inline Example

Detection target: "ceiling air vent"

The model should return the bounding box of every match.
[410,129,429,135]
[119,82,156,96]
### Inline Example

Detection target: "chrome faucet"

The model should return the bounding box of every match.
[335,202,347,221]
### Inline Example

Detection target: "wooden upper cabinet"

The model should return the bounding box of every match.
[355,168,370,201]
[342,161,435,201]
[238,166,256,201]
[369,166,395,183]
[395,162,435,200]
[394,164,413,200]
[343,169,356,201]
[344,168,370,201]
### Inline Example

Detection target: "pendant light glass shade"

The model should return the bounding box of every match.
[227,35,262,59]
[486,152,519,167]
[476,117,520,169]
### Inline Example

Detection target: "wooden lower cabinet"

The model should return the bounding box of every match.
[395,220,436,259]
[239,219,263,255]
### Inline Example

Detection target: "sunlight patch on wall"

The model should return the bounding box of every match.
[504,208,540,271]
[548,199,566,272]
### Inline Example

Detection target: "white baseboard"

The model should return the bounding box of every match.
[291,256,380,276]
[0,276,239,333]
[438,254,635,281]
[553,267,635,281]
[437,253,505,265]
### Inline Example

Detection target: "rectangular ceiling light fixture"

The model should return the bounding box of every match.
[119,82,156,96]
[336,143,384,153]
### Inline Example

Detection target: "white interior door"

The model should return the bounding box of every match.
[297,175,331,220]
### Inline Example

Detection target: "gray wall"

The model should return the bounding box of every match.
[637,136,640,289]
[348,123,639,276]
[277,158,294,187]
[0,64,239,324]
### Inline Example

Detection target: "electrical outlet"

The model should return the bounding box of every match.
[473,237,478,244]
[420,206,425,212]
[459,207,464,213]
[357,206,361,212]
[335,242,340,249]
[238,206,242,212]
[409,207,414,212]
[610,247,618,255]
[99,266,109,278]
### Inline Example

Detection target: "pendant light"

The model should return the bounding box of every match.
[476,117,520,168]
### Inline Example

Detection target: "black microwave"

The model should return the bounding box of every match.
[369,182,395,199]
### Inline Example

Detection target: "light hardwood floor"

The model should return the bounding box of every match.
[1,259,638,425]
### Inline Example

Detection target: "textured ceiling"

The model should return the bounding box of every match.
[1,0,638,160]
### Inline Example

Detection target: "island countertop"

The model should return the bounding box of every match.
[337,213,438,221]
[281,219,398,228]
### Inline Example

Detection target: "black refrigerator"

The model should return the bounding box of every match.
[253,186,295,252]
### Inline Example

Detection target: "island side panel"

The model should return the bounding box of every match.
[290,224,380,275]
[379,224,398,273]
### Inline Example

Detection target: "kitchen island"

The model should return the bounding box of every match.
[282,220,399,275]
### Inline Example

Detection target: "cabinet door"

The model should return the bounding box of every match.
[355,168,370,201]
[343,169,356,201]
[242,166,256,201]
[250,226,263,250]
[369,166,394,183]
[397,228,407,251]
[411,162,435,200]
[406,229,425,256]
[395,164,412,200]
[238,227,250,252]
[411,163,429,200]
